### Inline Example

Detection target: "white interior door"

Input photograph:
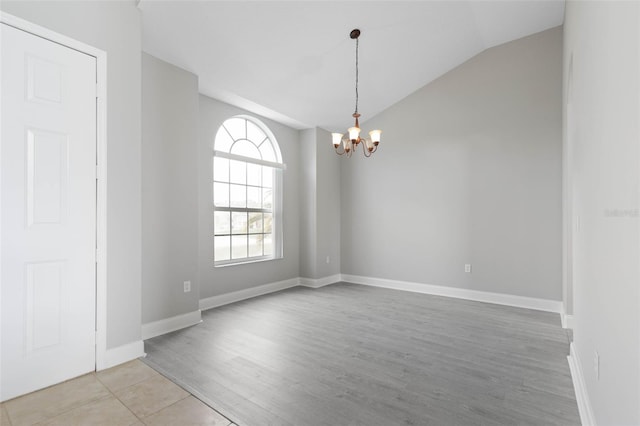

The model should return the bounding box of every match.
[1,23,97,401]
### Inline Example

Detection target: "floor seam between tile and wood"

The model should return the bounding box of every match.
[1,360,235,426]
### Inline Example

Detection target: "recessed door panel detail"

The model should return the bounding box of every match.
[2,22,97,401]
[26,129,68,226]
[25,261,65,353]
[26,54,63,104]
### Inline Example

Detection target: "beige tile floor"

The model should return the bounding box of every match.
[0,360,237,426]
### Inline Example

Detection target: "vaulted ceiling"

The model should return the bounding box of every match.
[139,1,564,131]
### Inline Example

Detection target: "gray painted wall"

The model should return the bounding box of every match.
[198,95,300,299]
[564,1,639,424]
[0,1,143,349]
[314,127,341,278]
[142,53,199,323]
[341,27,563,301]
[299,129,317,278]
[299,128,341,280]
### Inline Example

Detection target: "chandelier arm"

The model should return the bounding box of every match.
[361,140,372,157]
[346,148,353,158]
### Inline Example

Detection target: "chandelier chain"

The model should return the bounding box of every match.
[354,36,359,115]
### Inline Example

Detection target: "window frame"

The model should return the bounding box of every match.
[213,116,284,267]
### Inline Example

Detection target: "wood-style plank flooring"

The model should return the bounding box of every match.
[143,283,580,426]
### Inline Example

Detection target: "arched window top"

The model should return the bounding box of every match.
[214,116,282,165]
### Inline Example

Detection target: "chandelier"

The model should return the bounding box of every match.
[332,29,382,158]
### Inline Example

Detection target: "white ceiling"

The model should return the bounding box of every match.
[139,1,565,131]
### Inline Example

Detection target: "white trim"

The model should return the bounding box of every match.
[562,313,574,329]
[568,343,596,426]
[1,12,103,55]
[100,340,145,371]
[197,274,561,316]
[561,304,574,329]
[199,278,299,311]
[214,150,286,170]
[94,42,108,373]
[215,255,278,268]
[341,274,563,313]
[0,12,109,372]
[299,274,342,289]
[142,310,202,340]
[232,114,283,163]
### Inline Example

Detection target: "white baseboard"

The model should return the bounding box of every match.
[341,274,562,313]
[199,277,300,311]
[142,309,202,340]
[299,274,342,289]
[196,272,560,322]
[568,343,596,426]
[562,313,574,329]
[560,304,574,329]
[99,340,145,370]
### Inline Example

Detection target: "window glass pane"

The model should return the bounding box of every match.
[248,212,262,234]
[214,117,282,265]
[230,184,246,208]
[214,157,229,182]
[260,142,276,162]
[224,118,246,141]
[214,127,234,153]
[262,167,273,188]
[231,235,248,259]
[214,182,229,207]
[215,236,231,261]
[247,186,261,208]
[232,212,247,234]
[229,160,246,184]
[263,188,272,210]
[247,120,266,145]
[263,234,273,256]
[247,163,261,186]
[214,211,231,235]
[264,212,273,233]
[231,139,261,159]
[248,235,262,257]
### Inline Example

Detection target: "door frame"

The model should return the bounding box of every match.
[562,53,575,330]
[0,12,109,370]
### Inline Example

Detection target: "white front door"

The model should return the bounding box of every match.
[1,23,97,401]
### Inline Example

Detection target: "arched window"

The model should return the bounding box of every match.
[213,116,284,265]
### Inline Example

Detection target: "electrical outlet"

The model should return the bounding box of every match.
[594,351,600,380]
[464,264,472,273]
[183,280,191,293]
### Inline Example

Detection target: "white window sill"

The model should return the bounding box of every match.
[214,256,282,268]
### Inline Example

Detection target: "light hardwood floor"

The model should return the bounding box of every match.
[143,282,580,426]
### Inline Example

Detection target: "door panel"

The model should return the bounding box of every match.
[1,23,97,401]
[26,129,69,226]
